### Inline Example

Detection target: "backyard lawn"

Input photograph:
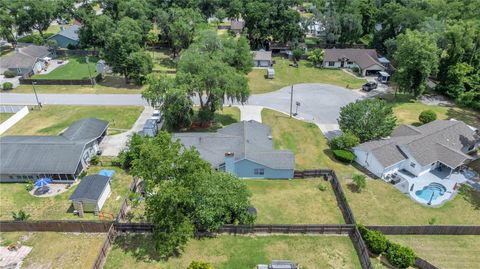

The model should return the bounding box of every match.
[0,232,105,269]
[150,49,176,75]
[179,106,240,132]
[3,105,143,136]
[246,179,344,224]
[387,94,480,129]
[262,108,480,225]
[0,113,13,124]
[0,165,133,220]
[32,57,97,80]
[248,57,366,94]
[386,235,480,269]
[105,234,362,269]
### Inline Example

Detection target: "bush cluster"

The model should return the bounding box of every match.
[328,133,360,150]
[333,149,356,163]
[2,82,13,90]
[3,70,16,78]
[357,224,416,268]
[418,110,437,124]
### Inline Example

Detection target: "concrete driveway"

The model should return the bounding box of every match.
[232,83,363,139]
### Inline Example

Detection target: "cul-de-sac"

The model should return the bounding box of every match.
[0,0,479,268]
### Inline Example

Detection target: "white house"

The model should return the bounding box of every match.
[353,120,479,179]
[323,48,387,76]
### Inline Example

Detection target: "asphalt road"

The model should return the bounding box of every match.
[1,83,362,137]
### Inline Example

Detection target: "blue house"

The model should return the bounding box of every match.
[48,25,80,48]
[174,121,295,179]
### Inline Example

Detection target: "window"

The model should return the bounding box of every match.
[347,61,353,65]
[410,162,416,168]
[328,61,335,67]
[254,168,265,176]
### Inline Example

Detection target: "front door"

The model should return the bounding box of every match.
[340,61,345,68]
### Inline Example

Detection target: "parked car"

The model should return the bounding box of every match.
[151,110,162,123]
[362,81,377,92]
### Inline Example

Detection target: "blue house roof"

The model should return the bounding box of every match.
[52,25,80,41]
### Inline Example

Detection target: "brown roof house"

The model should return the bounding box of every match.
[353,120,479,180]
[323,48,387,76]
[253,50,272,68]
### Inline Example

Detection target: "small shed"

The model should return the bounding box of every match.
[96,60,106,77]
[266,68,275,79]
[253,50,272,67]
[70,174,111,215]
[378,71,390,83]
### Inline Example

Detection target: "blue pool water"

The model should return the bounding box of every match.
[415,183,447,203]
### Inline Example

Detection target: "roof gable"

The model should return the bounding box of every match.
[324,49,383,69]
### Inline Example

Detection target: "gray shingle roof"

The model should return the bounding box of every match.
[62,118,108,141]
[0,45,50,69]
[355,120,477,168]
[70,175,110,201]
[253,50,272,61]
[324,49,383,69]
[230,20,245,31]
[173,121,295,170]
[52,24,80,41]
[0,118,108,175]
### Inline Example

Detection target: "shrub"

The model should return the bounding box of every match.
[25,180,34,191]
[333,149,356,163]
[2,82,13,90]
[364,230,388,254]
[78,171,87,179]
[90,155,100,165]
[352,174,367,191]
[428,217,437,225]
[386,242,416,268]
[357,224,368,237]
[351,66,360,75]
[418,110,437,124]
[12,210,30,221]
[187,261,213,269]
[3,70,15,78]
[328,133,360,150]
[317,183,327,191]
[66,43,77,50]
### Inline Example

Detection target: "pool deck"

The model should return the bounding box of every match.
[397,169,469,207]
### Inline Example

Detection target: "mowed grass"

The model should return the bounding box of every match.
[150,49,176,75]
[388,94,480,128]
[0,113,13,124]
[0,166,133,220]
[246,179,344,224]
[32,57,97,80]
[105,234,362,269]
[0,232,105,269]
[262,108,480,225]
[386,235,480,269]
[248,57,366,94]
[3,105,143,136]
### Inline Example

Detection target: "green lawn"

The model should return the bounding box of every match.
[0,113,13,124]
[0,165,133,220]
[3,105,143,136]
[177,106,240,132]
[246,179,345,224]
[0,232,105,269]
[386,235,480,269]
[248,57,366,94]
[32,57,98,80]
[386,93,480,128]
[105,235,362,269]
[150,49,176,75]
[262,108,480,225]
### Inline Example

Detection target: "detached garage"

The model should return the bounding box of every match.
[70,174,111,216]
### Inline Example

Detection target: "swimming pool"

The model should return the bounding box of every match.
[415,183,447,203]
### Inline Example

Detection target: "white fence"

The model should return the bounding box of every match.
[0,106,29,135]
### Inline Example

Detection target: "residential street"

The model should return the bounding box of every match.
[0,83,363,137]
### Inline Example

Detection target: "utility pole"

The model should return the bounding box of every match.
[289,85,293,117]
[31,82,41,109]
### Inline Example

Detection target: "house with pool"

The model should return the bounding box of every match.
[353,120,480,206]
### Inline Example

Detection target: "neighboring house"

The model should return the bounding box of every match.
[70,174,111,214]
[48,24,80,48]
[306,21,325,37]
[353,120,479,179]
[0,118,108,183]
[253,50,272,68]
[230,20,245,34]
[0,45,52,76]
[174,120,295,179]
[323,48,388,76]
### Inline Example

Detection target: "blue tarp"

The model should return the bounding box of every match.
[98,169,115,178]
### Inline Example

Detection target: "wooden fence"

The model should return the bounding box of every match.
[0,220,112,232]
[92,224,117,269]
[116,177,139,222]
[19,73,101,85]
[366,225,480,235]
[56,49,99,57]
[350,227,374,269]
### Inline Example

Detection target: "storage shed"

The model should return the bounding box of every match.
[70,174,111,215]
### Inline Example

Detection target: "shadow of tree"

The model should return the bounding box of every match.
[346,183,360,193]
[446,108,480,129]
[459,185,480,210]
[114,234,163,262]
[97,75,142,89]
